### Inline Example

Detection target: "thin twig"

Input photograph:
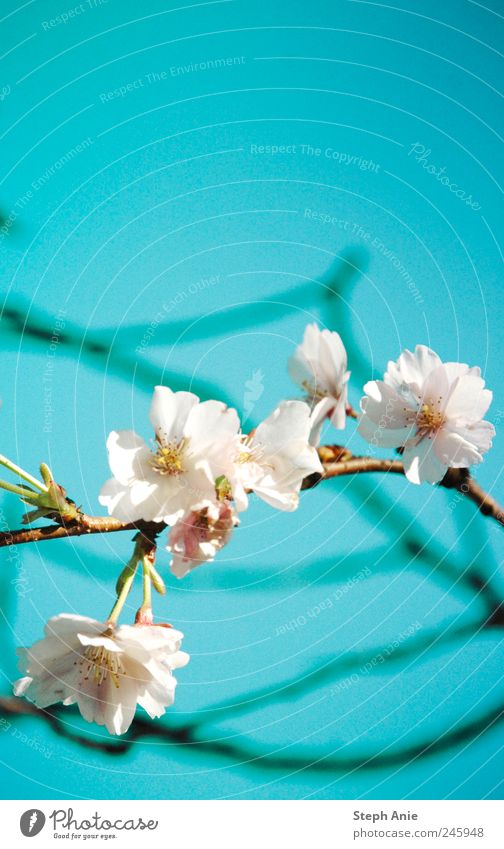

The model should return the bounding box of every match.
[0,515,164,548]
[311,452,504,527]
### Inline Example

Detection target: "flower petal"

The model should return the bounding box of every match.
[445,376,492,422]
[385,345,442,391]
[252,485,300,511]
[45,614,103,640]
[318,329,348,392]
[453,419,495,454]
[442,362,477,382]
[150,386,199,441]
[288,348,314,391]
[14,676,32,697]
[185,399,240,460]
[402,440,447,485]
[360,381,413,428]
[105,431,151,486]
[137,688,171,719]
[77,633,123,653]
[99,478,161,523]
[358,414,413,449]
[308,396,335,446]
[433,431,483,468]
[118,625,185,655]
[328,387,349,430]
[288,323,348,398]
[103,679,138,735]
[255,400,312,452]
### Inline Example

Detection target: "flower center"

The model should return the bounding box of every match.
[302,379,330,400]
[80,645,125,688]
[416,403,445,436]
[236,436,264,466]
[151,437,188,476]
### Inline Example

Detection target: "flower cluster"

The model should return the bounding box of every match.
[289,326,494,484]
[99,390,323,575]
[10,323,494,735]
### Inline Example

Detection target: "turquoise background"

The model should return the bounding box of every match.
[0,0,503,799]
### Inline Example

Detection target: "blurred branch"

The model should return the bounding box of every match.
[3,692,502,771]
[0,299,234,408]
[1,619,502,769]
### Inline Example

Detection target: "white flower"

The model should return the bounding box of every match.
[99,386,240,524]
[289,323,350,440]
[168,500,238,578]
[232,400,323,511]
[358,345,494,484]
[14,614,189,735]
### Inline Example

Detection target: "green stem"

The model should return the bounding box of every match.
[0,455,47,493]
[108,561,138,624]
[142,557,152,611]
[0,478,39,500]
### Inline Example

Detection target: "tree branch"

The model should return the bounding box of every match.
[0,450,502,549]
[0,515,164,548]
[304,449,504,527]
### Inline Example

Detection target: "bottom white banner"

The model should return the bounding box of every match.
[2,800,502,848]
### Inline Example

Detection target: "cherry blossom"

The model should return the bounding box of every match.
[232,400,323,511]
[289,323,350,441]
[99,386,240,525]
[358,345,494,484]
[168,500,238,578]
[14,614,189,735]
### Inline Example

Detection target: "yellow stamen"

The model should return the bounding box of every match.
[237,450,251,464]
[151,437,188,476]
[416,402,445,435]
[80,645,125,688]
[237,435,265,466]
[302,379,330,400]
